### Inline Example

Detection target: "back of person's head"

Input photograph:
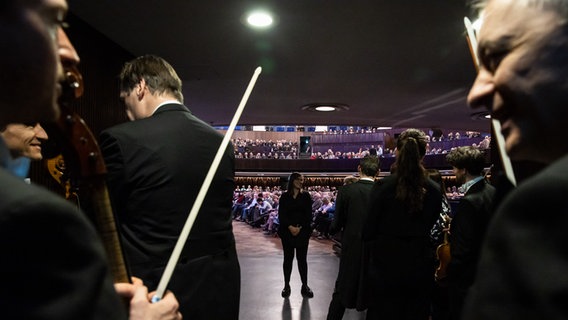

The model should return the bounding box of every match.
[119,54,184,103]
[445,146,486,176]
[395,129,427,178]
[396,128,428,157]
[394,128,428,213]
[359,155,379,177]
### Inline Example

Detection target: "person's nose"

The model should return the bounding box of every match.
[57,27,80,67]
[467,68,494,112]
[34,123,49,140]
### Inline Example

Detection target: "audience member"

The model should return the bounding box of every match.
[313,196,334,239]
[262,200,280,235]
[445,146,495,319]
[239,193,259,222]
[464,0,568,318]
[278,172,314,298]
[249,197,273,227]
[100,54,240,319]
[311,192,323,213]
[326,156,379,320]
[0,0,181,318]
[231,191,247,219]
[362,128,442,320]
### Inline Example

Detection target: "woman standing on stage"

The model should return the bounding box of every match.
[278,172,314,298]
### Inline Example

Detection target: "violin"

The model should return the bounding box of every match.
[45,64,130,284]
[435,229,451,286]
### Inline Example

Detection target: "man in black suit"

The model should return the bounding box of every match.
[100,54,240,319]
[445,146,495,319]
[464,0,568,318]
[326,155,379,320]
[0,1,181,319]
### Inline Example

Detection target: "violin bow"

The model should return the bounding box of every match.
[464,17,517,186]
[152,66,262,302]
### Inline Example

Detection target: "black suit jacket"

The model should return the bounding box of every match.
[330,179,375,310]
[464,155,568,319]
[277,190,312,245]
[447,178,495,318]
[100,103,240,319]
[448,179,495,286]
[0,169,125,319]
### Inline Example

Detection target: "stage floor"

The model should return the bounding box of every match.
[234,220,367,320]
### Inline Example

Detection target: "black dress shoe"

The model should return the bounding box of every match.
[301,285,314,298]
[281,286,291,298]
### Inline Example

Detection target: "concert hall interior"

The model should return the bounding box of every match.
[28,1,515,319]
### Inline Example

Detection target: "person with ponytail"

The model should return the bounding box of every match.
[362,128,442,320]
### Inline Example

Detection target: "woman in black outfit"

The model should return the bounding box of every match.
[363,129,442,320]
[278,172,314,298]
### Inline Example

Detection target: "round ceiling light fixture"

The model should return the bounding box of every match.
[301,103,350,112]
[245,10,274,28]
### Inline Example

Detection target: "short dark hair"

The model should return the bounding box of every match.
[119,54,184,102]
[446,146,486,176]
[359,155,379,177]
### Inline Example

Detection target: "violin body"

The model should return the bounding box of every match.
[435,231,451,286]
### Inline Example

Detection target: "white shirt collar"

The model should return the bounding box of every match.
[151,100,183,115]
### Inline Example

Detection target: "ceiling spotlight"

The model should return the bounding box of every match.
[246,11,274,28]
[301,103,350,112]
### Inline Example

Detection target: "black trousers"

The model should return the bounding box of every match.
[281,235,309,286]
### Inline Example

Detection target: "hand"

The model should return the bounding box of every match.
[288,225,301,236]
[115,277,182,320]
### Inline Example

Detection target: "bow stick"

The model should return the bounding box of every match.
[152,66,262,302]
[464,17,517,186]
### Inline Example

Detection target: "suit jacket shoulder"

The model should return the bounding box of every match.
[0,169,125,319]
[464,155,568,319]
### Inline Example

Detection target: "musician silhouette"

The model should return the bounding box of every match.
[100,54,240,319]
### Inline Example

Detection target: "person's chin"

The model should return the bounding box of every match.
[505,136,536,162]
[30,151,43,161]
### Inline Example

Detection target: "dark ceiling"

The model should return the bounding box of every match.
[68,0,486,132]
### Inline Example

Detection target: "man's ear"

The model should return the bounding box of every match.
[136,79,146,100]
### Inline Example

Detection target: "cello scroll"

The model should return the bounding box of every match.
[46,64,131,284]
